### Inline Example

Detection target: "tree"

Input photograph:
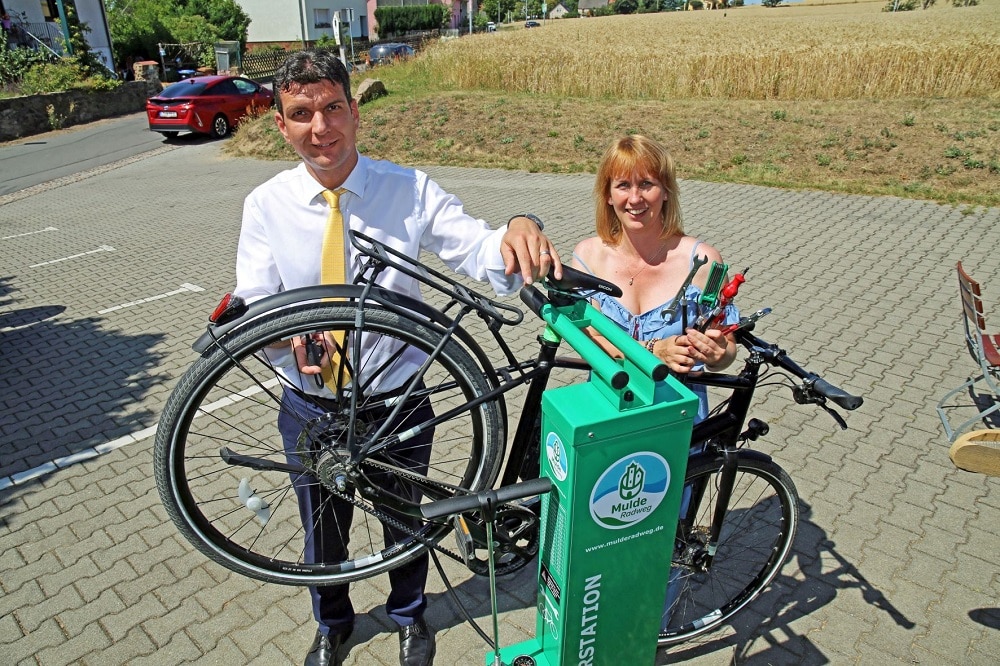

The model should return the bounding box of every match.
[106,0,250,69]
[761,0,784,6]
[176,0,250,46]
[614,0,640,13]
[480,0,518,23]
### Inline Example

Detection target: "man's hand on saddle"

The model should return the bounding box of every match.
[501,217,563,285]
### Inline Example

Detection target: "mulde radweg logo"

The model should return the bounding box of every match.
[589,452,670,529]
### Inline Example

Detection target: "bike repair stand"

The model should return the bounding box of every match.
[493,298,698,666]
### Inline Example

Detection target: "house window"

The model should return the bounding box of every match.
[40,0,58,21]
[314,8,332,29]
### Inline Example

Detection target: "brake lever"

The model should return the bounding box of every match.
[819,401,848,430]
[793,382,849,430]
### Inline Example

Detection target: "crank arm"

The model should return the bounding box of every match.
[220,447,307,475]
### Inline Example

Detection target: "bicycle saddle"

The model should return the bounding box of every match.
[545,265,623,298]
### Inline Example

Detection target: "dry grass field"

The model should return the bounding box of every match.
[228,1,999,206]
[418,2,999,100]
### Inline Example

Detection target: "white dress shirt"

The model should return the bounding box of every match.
[235,155,521,396]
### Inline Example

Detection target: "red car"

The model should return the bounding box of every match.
[146,75,274,140]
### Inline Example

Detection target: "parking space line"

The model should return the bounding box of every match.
[97,282,205,314]
[29,244,115,268]
[2,226,58,240]
[0,378,280,491]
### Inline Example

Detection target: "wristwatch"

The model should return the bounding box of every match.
[508,213,544,231]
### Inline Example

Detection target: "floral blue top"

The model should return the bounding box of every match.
[575,240,739,422]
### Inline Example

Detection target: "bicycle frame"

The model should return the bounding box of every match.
[197,231,797,563]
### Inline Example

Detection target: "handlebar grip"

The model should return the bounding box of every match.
[519,285,546,317]
[419,478,553,520]
[812,377,863,411]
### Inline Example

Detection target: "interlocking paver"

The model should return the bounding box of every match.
[1,131,998,666]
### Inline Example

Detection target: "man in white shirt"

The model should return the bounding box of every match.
[234,48,561,666]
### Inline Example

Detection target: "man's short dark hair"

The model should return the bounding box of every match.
[273,48,352,114]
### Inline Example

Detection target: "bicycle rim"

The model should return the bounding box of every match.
[153,303,504,585]
[659,453,799,646]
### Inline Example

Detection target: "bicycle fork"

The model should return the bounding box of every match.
[703,446,739,569]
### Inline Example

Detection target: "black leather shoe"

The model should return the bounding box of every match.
[398,618,435,666]
[304,627,352,666]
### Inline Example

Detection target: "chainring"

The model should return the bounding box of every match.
[466,501,541,577]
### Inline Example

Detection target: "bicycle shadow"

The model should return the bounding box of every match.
[660,499,913,665]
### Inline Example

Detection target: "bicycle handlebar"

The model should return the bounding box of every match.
[420,477,553,520]
[811,377,863,411]
[736,328,863,412]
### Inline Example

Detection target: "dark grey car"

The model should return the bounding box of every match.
[368,42,415,66]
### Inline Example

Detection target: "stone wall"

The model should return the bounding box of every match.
[0,80,162,143]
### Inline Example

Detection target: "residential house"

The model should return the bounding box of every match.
[548,2,569,18]
[577,0,609,16]
[234,0,370,46]
[234,0,477,46]
[1,0,114,70]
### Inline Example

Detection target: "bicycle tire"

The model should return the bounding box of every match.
[154,302,504,586]
[659,452,799,646]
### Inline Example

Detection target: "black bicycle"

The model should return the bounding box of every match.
[153,231,862,647]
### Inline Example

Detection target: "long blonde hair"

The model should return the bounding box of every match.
[594,135,683,245]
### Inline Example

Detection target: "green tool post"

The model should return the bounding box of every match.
[495,298,697,666]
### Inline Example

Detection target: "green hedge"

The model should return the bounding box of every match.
[374,6,450,37]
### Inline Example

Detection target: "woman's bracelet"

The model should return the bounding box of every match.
[645,338,659,353]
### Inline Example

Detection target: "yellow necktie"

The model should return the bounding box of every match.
[321,188,348,285]
[319,188,350,388]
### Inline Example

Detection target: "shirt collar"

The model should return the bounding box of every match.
[299,153,369,205]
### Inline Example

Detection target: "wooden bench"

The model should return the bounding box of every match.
[936,262,1000,472]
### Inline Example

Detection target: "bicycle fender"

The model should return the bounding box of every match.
[191,286,494,383]
[688,447,774,469]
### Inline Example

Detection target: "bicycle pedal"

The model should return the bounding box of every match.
[452,515,475,566]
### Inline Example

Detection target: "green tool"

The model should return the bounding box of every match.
[697,261,729,309]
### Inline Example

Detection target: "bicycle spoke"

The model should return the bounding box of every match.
[155,303,503,586]
[660,455,798,647]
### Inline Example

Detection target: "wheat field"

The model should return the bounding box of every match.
[415,2,1000,100]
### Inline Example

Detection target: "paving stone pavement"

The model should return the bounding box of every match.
[1,139,998,666]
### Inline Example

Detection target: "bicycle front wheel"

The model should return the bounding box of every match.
[659,453,799,646]
[154,302,505,586]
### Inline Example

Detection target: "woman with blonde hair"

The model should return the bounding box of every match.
[572,135,738,420]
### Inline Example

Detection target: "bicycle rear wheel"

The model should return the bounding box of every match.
[659,453,799,646]
[154,302,504,586]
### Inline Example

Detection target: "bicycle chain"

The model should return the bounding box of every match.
[353,458,540,576]
[297,415,537,572]
[316,453,488,567]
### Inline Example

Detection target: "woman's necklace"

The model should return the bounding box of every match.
[626,241,668,286]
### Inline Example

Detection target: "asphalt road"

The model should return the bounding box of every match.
[0,112,170,196]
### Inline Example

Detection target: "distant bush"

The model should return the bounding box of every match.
[374,5,450,37]
[18,57,120,95]
[0,29,49,87]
